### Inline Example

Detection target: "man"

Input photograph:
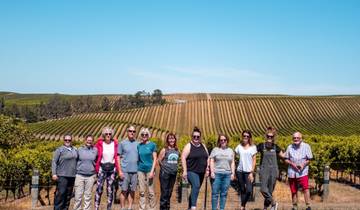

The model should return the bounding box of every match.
[285,132,313,210]
[118,125,139,210]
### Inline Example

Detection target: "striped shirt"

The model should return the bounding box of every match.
[284,142,313,178]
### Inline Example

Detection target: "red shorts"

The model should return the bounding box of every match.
[288,175,309,194]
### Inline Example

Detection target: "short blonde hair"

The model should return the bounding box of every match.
[102,126,114,137]
[139,127,151,137]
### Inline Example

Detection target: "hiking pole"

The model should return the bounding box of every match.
[204,176,208,210]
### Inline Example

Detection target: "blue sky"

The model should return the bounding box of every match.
[0,0,359,95]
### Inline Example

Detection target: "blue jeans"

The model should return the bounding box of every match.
[211,173,231,210]
[187,171,205,208]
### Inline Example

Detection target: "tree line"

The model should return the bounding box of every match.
[0,89,165,123]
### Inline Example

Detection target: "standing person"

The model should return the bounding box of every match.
[181,127,209,210]
[137,128,158,210]
[285,132,313,210]
[52,134,78,210]
[94,127,120,210]
[158,133,180,210]
[73,135,98,210]
[257,127,285,210]
[234,130,257,210]
[118,125,139,210]
[209,134,235,210]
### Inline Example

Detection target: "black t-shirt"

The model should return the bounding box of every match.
[257,143,283,166]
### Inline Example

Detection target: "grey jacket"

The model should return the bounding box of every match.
[51,146,78,177]
[76,146,98,176]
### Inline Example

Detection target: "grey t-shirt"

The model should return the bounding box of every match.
[118,139,139,173]
[209,147,234,174]
[160,148,180,175]
[52,146,78,177]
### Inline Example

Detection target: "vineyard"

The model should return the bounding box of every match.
[29,94,360,140]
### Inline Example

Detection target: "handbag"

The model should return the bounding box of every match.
[101,162,115,172]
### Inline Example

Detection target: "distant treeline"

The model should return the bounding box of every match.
[0,89,165,123]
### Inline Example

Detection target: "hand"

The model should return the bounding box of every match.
[52,175,58,181]
[291,163,300,172]
[148,171,155,179]
[298,163,305,171]
[211,172,215,179]
[248,173,254,183]
[205,170,210,177]
[182,172,187,180]
[118,171,125,180]
[231,173,235,181]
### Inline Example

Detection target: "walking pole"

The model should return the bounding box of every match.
[204,176,208,210]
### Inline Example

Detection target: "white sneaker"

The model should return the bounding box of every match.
[270,202,278,210]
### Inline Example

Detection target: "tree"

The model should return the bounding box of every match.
[101,97,111,111]
[152,89,165,104]
[0,97,5,113]
[0,115,34,150]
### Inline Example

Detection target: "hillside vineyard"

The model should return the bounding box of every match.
[29,94,360,140]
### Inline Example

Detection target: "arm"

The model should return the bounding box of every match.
[248,153,257,183]
[203,143,210,177]
[181,143,191,179]
[51,148,60,181]
[157,148,166,166]
[209,157,215,179]
[116,155,124,179]
[231,151,236,180]
[149,151,157,178]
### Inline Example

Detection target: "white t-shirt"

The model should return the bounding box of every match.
[235,144,257,172]
[101,141,115,163]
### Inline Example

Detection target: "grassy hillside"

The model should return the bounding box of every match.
[28,94,360,140]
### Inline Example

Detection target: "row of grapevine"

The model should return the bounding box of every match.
[29,96,360,140]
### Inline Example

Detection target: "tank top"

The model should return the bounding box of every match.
[161,148,180,175]
[186,143,208,174]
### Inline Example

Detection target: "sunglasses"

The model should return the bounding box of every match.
[105,133,112,136]
[266,135,274,139]
[193,135,200,139]
[293,137,301,139]
[141,133,149,137]
[64,139,72,142]
[243,135,250,138]
[220,139,227,142]
[128,130,136,133]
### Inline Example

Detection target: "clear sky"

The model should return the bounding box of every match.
[1,0,359,95]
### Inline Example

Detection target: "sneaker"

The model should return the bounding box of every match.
[306,207,312,210]
[270,202,278,210]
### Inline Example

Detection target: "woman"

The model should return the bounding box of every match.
[94,127,120,210]
[234,130,257,210]
[137,128,157,210]
[52,134,78,210]
[257,126,284,210]
[73,135,98,210]
[209,134,235,210]
[181,127,209,210]
[158,133,180,210]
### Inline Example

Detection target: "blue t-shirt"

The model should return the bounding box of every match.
[118,139,139,173]
[138,141,157,173]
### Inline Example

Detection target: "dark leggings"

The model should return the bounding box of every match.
[236,171,253,207]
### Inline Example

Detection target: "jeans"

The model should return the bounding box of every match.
[236,171,253,207]
[211,173,231,210]
[73,174,96,210]
[159,169,177,210]
[187,171,205,209]
[54,176,75,210]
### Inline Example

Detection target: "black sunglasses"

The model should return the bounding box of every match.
[141,133,149,137]
[243,135,250,138]
[105,133,112,136]
[193,135,200,139]
[266,135,274,139]
[128,130,136,133]
[64,139,72,142]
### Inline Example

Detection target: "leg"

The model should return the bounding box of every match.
[105,171,116,210]
[159,170,170,210]
[167,173,177,210]
[219,174,231,210]
[148,172,156,210]
[211,173,221,210]
[73,175,85,210]
[260,173,273,208]
[128,172,138,209]
[288,178,298,208]
[95,172,106,210]
[54,177,68,210]
[83,175,96,210]
[120,173,130,209]
[137,171,147,210]
[64,177,75,210]
[244,173,253,207]
[187,171,202,209]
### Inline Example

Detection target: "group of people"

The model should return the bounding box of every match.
[51,125,313,210]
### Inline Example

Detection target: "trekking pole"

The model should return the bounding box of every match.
[204,176,208,210]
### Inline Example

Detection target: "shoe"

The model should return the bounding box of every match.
[270,202,278,210]
[306,207,311,210]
